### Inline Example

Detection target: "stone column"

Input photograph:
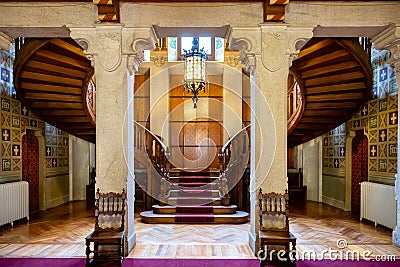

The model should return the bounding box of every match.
[229,25,313,252]
[0,31,12,51]
[372,24,400,247]
[70,25,156,253]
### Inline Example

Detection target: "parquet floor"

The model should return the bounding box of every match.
[0,201,93,258]
[290,202,400,260]
[0,200,399,260]
[130,218,254,258]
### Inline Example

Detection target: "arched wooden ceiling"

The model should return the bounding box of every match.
[288,37,372,147]
[14,38,95,143]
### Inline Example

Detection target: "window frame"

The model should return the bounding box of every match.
[177,37,216,61]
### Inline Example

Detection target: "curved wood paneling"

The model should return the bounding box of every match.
[14,38,95,143]
[288,38,372,147]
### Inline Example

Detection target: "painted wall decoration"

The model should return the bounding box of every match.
[322,45,398,179]
[0,45,69,181]
[322,123,346,172]
[349,45,398,177]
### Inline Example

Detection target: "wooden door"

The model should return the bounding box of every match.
[351,130,368,217]
[169,75,223,170]
[22,130,40,213]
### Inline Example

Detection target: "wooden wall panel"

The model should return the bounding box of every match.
[134,72,150,126]
[169,75,223,169]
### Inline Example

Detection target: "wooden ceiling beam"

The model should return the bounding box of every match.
[295,50,349,71]
[21,71,83,87]
[295,123,337,130]
[305,101,359,109]
[31,102,84,109]
[302,109,351,117]
[305,71,365,87]
[306,82,366,95]
[300,117,343,123]
[77,130,96,135]
[25,60,86,79]
[296,39,334,60]
[301,61,359,79]
[47,116,90,123]
[35,49,91,70]
[49,39,88,58]
[24,92,83,102]
[39,110,87,116]
[306,92,364,102]
[20,82,82,95]
[65,123,94,129]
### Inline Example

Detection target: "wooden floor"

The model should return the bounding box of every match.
[290,202,400,260]
[0,200,399,260]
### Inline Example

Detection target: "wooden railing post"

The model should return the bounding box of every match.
[134,121,171,205]
[218,125,251,206]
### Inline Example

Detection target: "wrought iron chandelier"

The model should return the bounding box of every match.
[183,38,207,108]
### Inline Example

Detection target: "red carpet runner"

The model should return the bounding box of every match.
[174,170,215,223]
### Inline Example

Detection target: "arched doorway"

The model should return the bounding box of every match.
[22,129,40,214]
[351,130,368,217]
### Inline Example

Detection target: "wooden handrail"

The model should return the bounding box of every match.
[134,121,170,179]
[221,125,251,154]
[287,69,305,135]
[219,125,250,175]
[83,77,96,127]
[218,125,251,206]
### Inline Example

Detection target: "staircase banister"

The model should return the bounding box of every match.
[134,121,169,157]
[287,68,306,135]
[220,125,251,154]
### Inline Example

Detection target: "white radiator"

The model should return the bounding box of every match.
[360,181,396,229]
[0,181,29,227]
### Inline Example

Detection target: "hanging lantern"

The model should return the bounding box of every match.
[183,38,207,108]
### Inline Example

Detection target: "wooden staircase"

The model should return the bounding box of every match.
[288,37,372,147]
[14,38,95,143]
[140,169,248,224]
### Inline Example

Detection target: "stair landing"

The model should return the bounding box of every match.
[140,170,249,224]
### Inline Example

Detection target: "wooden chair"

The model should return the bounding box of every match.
[85,188,126,267]
[258,189,296,264]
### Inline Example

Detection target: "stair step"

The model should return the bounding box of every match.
[166,197,221,206]
[169,189,220,198]
[152,205,237,214]
[140,210,249,224]
[169,177,219,183]
[172,182,219,189]
[169,168,220,177]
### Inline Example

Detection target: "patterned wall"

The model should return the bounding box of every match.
[322,123,346,172]
[0,45,69,180]
[322,45,398,179]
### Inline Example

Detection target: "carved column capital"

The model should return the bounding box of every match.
[228,27,261,74]
[285,27,314,66]
[0,31,12,51]
[260,24,287,72]
[259,24,313,71]
[70,25,124,72]
[69,25,157,74]
[124,27,157,74]
[242,54,256,75]
[372,24,400,69]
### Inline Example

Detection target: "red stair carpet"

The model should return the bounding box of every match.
[175,170,215,223]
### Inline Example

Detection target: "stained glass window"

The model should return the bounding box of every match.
[167,36,224,62]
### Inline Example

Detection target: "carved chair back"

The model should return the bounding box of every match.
[94,188,126,232]
[258,189,289,232]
